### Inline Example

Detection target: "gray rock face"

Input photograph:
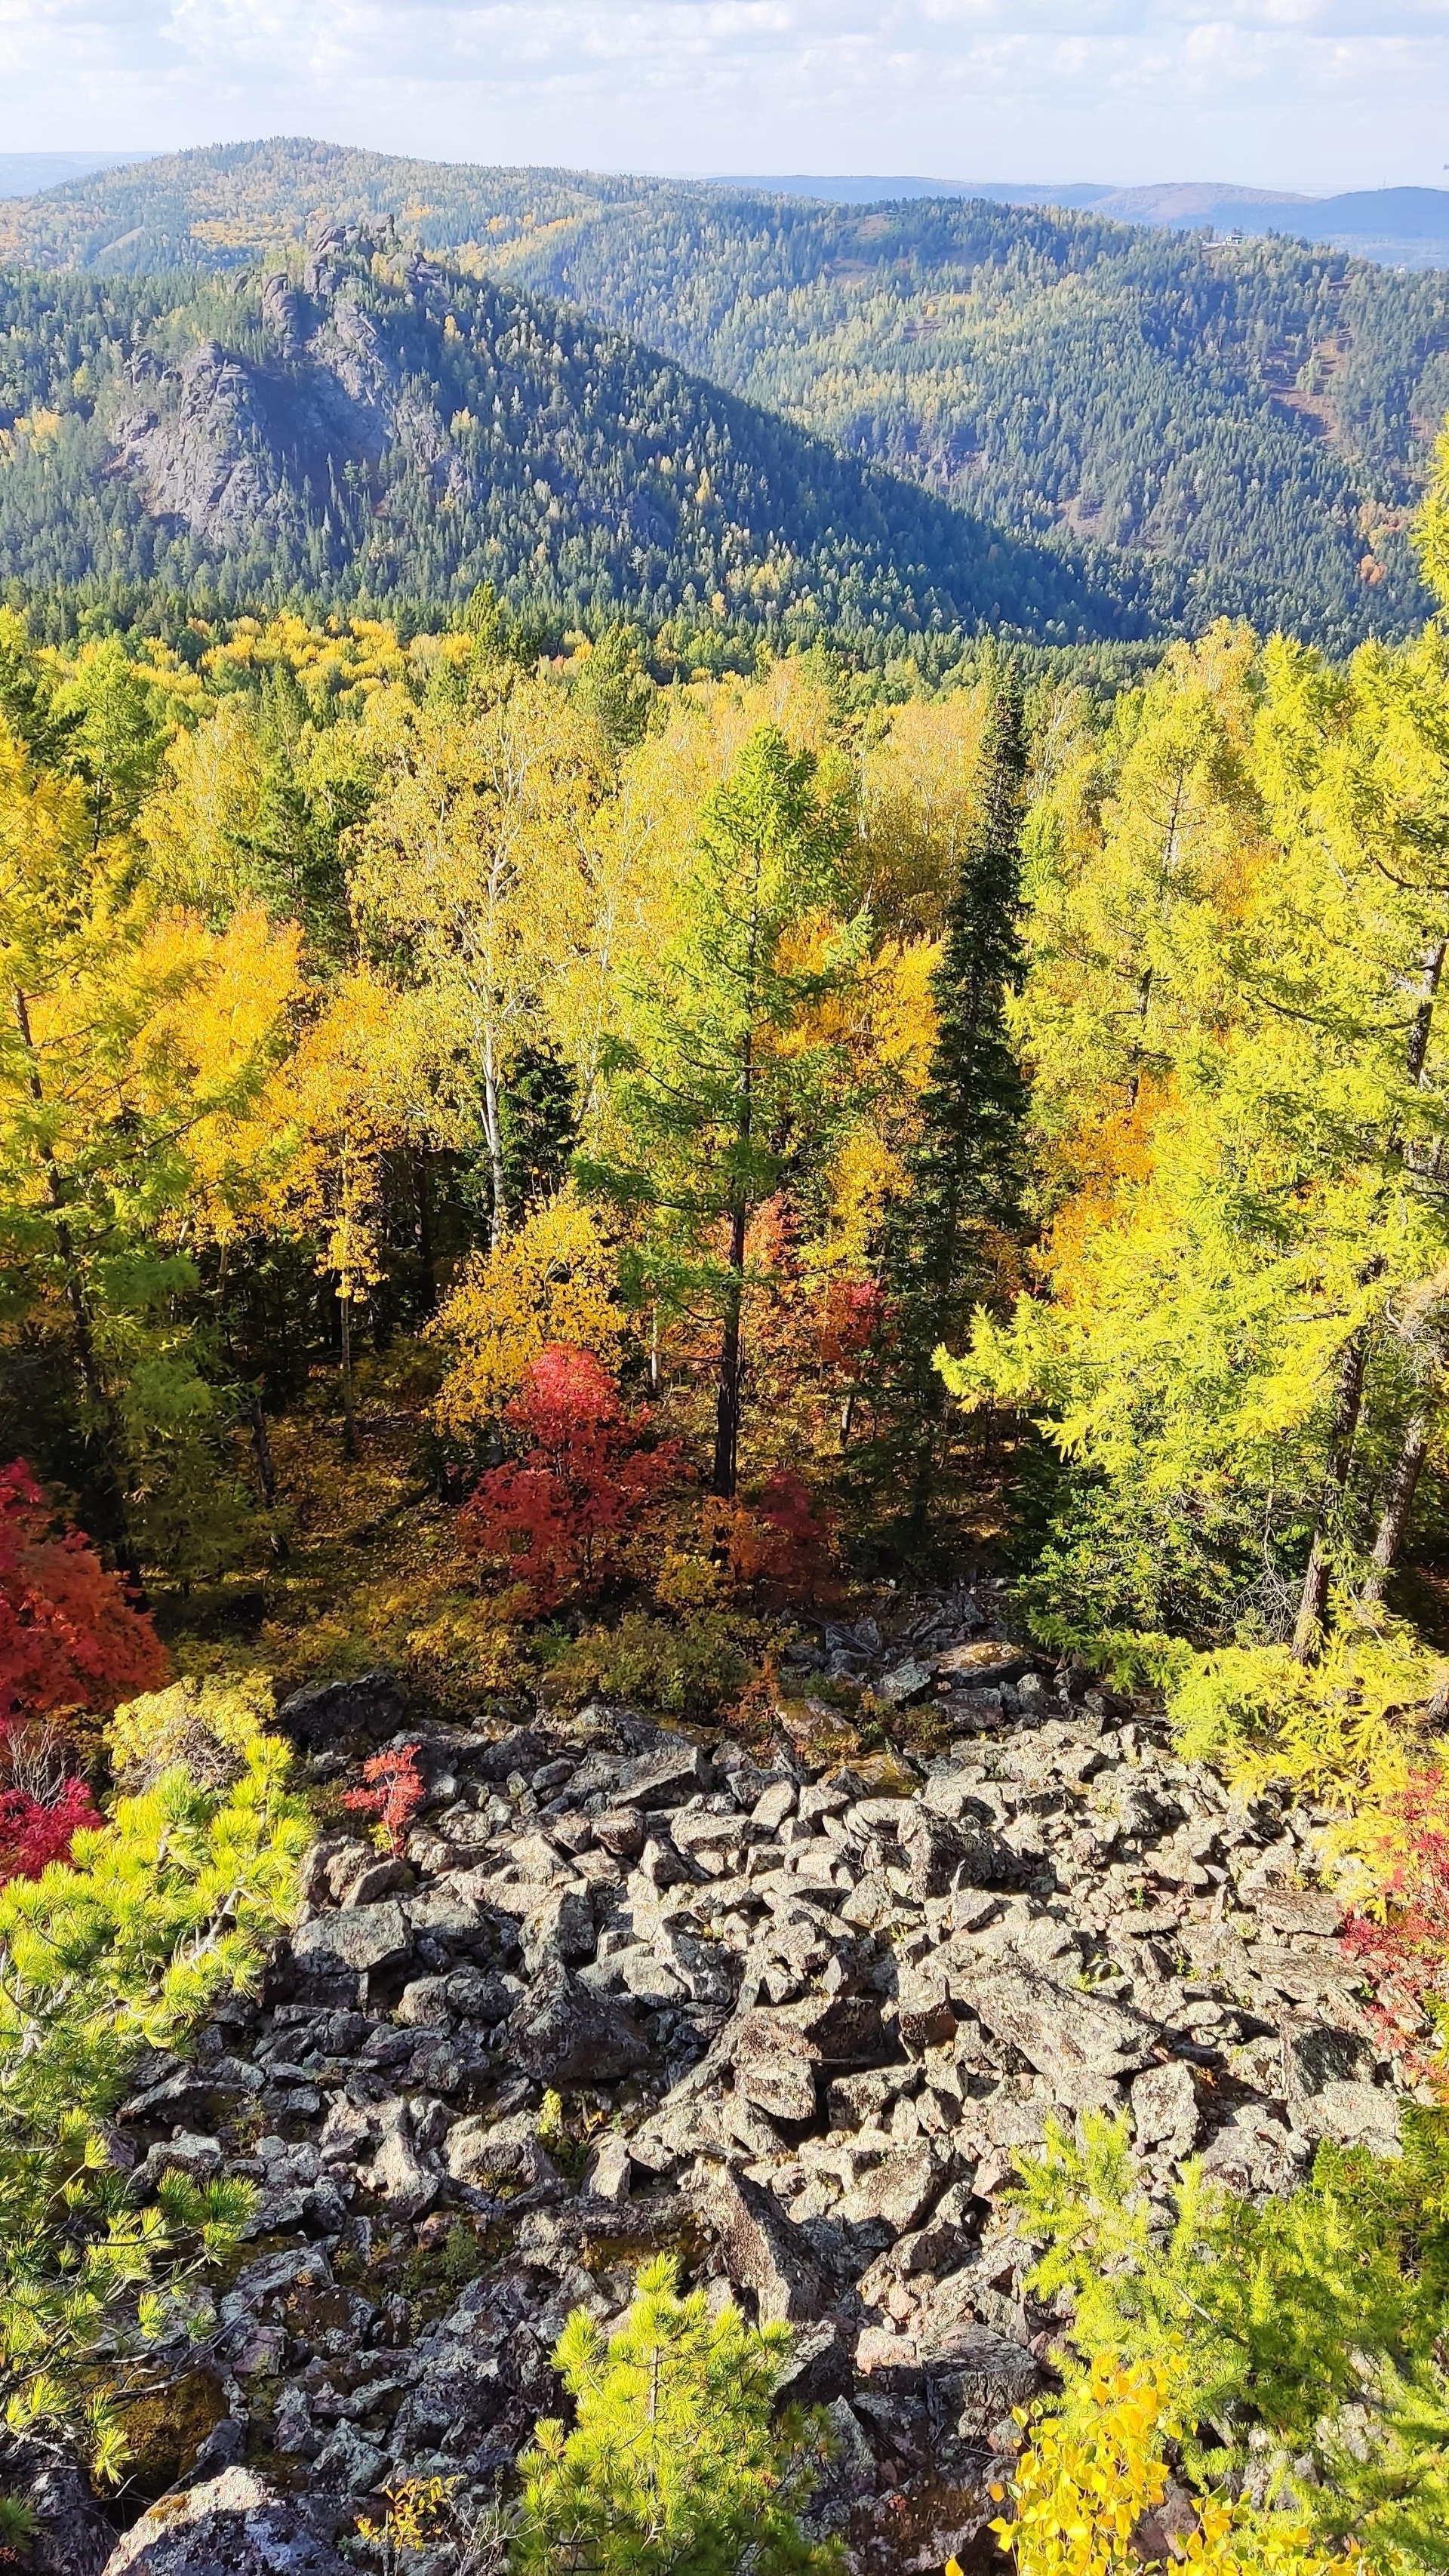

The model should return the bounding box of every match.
[954,1955,1154,2104]
[99,2469,347,2574]
[701,2165,829,2322]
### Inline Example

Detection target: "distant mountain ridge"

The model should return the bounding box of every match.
[1,140,1446,649]
[724,177,1449,266]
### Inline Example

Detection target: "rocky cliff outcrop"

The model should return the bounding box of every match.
[21,1591,1411,2574]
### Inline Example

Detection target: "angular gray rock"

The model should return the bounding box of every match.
[700,2164,829,2322]
[953,1953,1154,2104]
[291,1900,410,1977]
[364,2099,436,2219]
[444,2107,561,2195]
[616,1742,707,1807]
[507,1956,649,2085]
[838,2144,944,2233]
[99,2469,348,2574]
[1130,2059,1201,2160]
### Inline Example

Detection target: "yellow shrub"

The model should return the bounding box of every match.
[108,1673,275,1793]
[992,2353,1357,2576]
[1168,1617,1445,1811]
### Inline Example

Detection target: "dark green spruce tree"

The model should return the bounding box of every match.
[875,669,1029,1552]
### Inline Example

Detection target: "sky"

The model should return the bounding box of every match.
[0,0,1444,193]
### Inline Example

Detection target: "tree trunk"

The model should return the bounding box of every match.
[481,1025,507,1248]
[1362,1408,1433,1604]
[246,1394,289,1559]
[1406,940,1447,1085]
[339,1287,357,1457]
[1291,1322,1371,1662]
[712,1008,755,1502]
[414,1150,437,1313]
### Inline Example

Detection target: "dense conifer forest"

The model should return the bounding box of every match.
[6,132,1449,2576]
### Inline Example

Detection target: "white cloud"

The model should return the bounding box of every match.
[0,0,1443,189]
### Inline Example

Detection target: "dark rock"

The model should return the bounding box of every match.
[97,2470,347,2574]
[930,2325,1041,2442]
[276,1671,405,1753]
[26,2461,115,2576]
[592,1809,645,1860]
[700,2165,829,2322]
[508,1956,650,2085]
[900,1808,1029,1900]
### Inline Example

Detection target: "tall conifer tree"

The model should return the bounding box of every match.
[878,669,1028,1547]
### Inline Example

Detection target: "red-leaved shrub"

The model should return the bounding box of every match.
[0,1460,165,1725]
[458,1345,682,1614]
[817,1278,884,1370]
[344,1744,426,1855]
[1342,1765,1449,2076]
[0,1774,102,1886]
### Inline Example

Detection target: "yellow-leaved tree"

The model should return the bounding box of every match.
[429,1187,625,1440]
[0,713,301,1571]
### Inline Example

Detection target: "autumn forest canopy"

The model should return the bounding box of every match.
[10,139,1449,2576]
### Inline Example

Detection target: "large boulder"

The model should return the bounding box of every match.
[275,1671,405,1753]
[100,2468,348,2574]
[952,1953,1153,2104]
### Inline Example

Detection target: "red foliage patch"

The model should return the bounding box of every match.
[458,1344,682,1614]
[0,1460,165,1726]
[1342,1765,1449,2077]
[817,1278,884,1370]
[344,1743,426,1856]
[0,1774,103,1887]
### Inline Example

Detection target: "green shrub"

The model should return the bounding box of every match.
[515,2253,841,2575]
[0,1718,309,2478]
[542,1611,761,1721]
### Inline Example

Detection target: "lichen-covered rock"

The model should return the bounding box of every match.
[98,2469,348,2574]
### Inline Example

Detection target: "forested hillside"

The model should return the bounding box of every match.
[0,239,1139,645]
[2,138,1447,647]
